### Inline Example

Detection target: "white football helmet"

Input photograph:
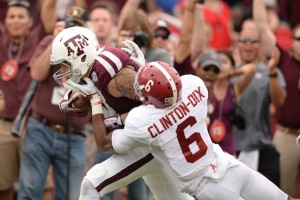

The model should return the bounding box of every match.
[51,27,99,85]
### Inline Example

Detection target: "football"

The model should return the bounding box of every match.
[71,92,91,109]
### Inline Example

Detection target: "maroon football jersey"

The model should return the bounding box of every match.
[89,46,141,114]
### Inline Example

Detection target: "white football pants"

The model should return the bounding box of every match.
[195,162,288,200]
[79,146,193,200]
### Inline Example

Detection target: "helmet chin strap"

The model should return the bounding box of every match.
[72,63,93,84]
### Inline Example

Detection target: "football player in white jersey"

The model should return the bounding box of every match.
[50,27,193,200]
[72,60,296,200]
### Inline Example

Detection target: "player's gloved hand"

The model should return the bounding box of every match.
[121,39,146,69]
[63,77,98,98]
[59,89,89,117]
[104,114,124,132]
[63,77,103,115]
[296,134,300,146]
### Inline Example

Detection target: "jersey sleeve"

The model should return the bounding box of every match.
[90,46,139,88]
[112,129,143,153]
[112,107,150,153]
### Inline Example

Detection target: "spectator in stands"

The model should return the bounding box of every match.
[204,50,255,155]
[254,0,300,196]
[203,0,236,50]
[171,1,254,158]
[17,5,91,200]
[117,0,172,65]
[153,19,170,49]
[153,19,176,61]
[233,20,286,187]
[0,1,55,199]
[89,2,117,46]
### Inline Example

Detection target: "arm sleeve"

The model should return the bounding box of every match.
[112,108,150,153]
[112,129,143,153]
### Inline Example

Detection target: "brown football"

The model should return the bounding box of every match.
[71,92,91,109]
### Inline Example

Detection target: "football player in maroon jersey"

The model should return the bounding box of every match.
[51,26,193,200]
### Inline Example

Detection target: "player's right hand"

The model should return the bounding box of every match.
[59,90,89,117]
[121,39,146,69]
[63,78,98,98]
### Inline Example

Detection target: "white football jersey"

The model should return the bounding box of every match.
[112,75,214,192]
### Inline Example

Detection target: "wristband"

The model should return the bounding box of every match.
[269,71,278,78]
[90,95,103,115]
[92,104,103,115]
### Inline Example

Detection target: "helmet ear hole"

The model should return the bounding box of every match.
[81,55,86,62]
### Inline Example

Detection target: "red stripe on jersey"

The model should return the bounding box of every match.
[95,153,154,192]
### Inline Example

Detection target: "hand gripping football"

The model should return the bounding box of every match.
[71,92,91,109]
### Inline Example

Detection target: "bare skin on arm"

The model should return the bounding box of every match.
[108,67,140,101]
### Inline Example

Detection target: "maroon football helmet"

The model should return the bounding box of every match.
[134,61,182,108]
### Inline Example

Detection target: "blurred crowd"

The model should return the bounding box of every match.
[0,0,299,200]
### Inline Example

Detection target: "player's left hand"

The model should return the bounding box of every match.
[59,90,89,117]
[121,39,146,69]
[63,77,98,99]
[104,114,124,131]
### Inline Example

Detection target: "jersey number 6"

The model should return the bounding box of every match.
[176,116,207,163]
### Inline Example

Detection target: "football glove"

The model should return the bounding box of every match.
[104,114,124,132]
[59,90,89,117]
[63,77,103,115]
[121,39,146,69]
[63,77,98,98]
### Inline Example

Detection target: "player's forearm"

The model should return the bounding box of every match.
[92,114,112,152]
[103,133,113,150]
